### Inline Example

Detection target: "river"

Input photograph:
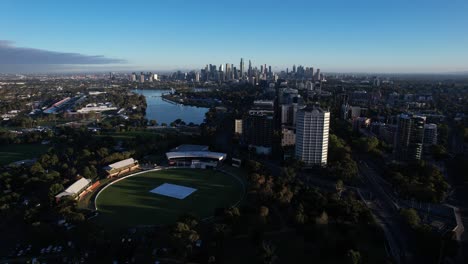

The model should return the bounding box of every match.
[132,89,209,125]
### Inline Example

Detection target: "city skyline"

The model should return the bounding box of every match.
[1,0,468,73]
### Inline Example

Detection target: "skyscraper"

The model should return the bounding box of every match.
[295,106,330,166]
[148,72,153,82]
[423,123,437,151]
[139,72,145,83]
[240,58,245,78]
[315,69,321,81]
[242,100,275,155]
[394,114,426,161]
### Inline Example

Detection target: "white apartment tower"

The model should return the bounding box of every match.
[295,106,330,166]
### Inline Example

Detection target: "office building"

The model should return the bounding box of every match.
[282,128,296,147]
[243,101,274,155]
[394,114,426,161]
[148,72,153,82]
[423,123,438,150]
[235,119,243,134]
[240,58,245,78]
[295,106,330,166]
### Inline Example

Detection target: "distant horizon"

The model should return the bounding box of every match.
[1,65,468,76]
[1,1,467,74]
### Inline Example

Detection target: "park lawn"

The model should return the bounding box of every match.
[0,143,49,166]
[95,169,244,228]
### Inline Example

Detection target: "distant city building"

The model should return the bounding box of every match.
[350,106,362,119]
[295,106,330,166]
[139,72,145,83]
[243,101,274,155]
[423,123,438,150]
[394,114,426,161]
[234,119,243,134]
[353,117,371,131]
[281,128,296,147]
[281,104,299,125]
[148,72,153,82]
[349,90,369,106]
[131,72,137,82]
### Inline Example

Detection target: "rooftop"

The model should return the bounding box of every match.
[170,144,209,152]
[106,158,137,170]
[166,151,227,161]
[55,178,91,198]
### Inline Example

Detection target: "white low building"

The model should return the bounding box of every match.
[55,178,92,201]
[104,158,139,177]
[166,151,226,168]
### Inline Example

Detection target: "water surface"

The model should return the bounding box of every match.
[132,89,208,125]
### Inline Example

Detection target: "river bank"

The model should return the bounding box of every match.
[161,93,220,108]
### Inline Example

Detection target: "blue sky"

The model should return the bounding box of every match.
[0,0,467,73]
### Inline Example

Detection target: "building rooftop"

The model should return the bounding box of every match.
[166,151,227,161]
[106,158,137,171]
[170,144,209,152]
[298,105,329,113]
[55,178,91,198]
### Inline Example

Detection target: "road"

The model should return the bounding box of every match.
[358,161,408,264]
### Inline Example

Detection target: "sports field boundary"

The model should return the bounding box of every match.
[94,167,163,210]
[94,166,246,220]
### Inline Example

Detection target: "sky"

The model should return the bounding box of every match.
[0,0,467,73]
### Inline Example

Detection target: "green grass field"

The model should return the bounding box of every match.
[95,169,244,228]
[0,144,48,166]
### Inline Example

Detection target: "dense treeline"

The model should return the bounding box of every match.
[385,162,448,203]
[0,128,136,237]
[0,129,52,144]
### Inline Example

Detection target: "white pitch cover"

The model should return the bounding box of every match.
[150,183,197,199]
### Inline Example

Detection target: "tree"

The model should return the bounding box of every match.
[328,158,358,181]
[259,206,269,219]
[430,144,447,160]
[82,165,97,179]
[260,241,278,264]
[316,211,329,225]
[275,185,294,204]
[335,180,345,199]
[172,222,199,241]
[281,167,296,182]
[49,183,64,200]
[346,249,361,264]
[400,208,421,228]
[355,136,379,153]
[30,162,45,176]
[294,204,306,225]
[224,206,241,222]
